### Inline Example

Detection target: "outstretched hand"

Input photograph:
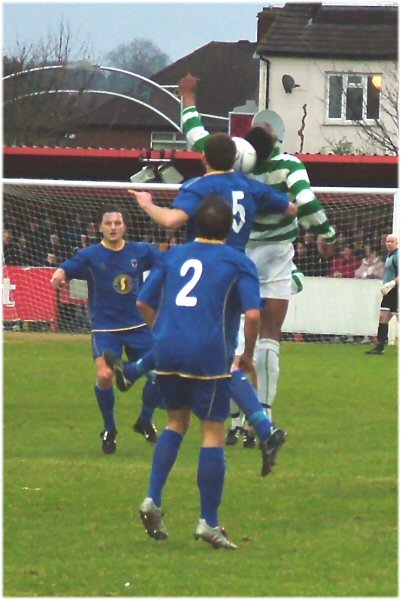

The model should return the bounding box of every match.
[381,280,396,295]
[128,190,154,208]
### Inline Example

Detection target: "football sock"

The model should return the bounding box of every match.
[95,385,115,431]
[140,379,162,423]
[230,370,272,442]
[197,447,225,528]
[148,429,183,507]
[256,338,280,418]
[377,323,388,350]
[229,400,242,429]
[124,349,156,382]
[231,414,242,429]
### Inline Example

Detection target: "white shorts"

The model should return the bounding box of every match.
[246,242,295,300]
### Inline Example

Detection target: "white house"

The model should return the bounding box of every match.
[255,3,398,155]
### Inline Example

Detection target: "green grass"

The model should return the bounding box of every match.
[3,334,398,597]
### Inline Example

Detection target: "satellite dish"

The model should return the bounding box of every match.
[282,74,300,94]
[251,109,285,143]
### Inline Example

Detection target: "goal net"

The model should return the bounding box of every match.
[2,179,398,343]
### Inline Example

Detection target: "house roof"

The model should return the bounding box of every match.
[151,41,259,118]
[257,3,398,59]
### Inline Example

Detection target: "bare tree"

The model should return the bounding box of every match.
[354,64,398,155]
[3,22,100,146]
[104,39,170,77]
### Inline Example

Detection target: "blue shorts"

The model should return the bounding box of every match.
[91,327,153,362]
[156,375,231,422]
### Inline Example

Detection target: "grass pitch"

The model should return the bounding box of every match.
[3,334,398,597]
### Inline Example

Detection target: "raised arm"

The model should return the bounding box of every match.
[178,73,211,152]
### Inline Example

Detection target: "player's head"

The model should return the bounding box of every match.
[196,194,233,241]
[244,126,276,163]
[244,108,284,163]
[386,233,398,252]
[98,204,127,245]
[203,133,236,171]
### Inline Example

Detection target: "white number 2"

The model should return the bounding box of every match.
[232,191,246,233]
[175,259,203,307]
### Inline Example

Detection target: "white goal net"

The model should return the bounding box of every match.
[2,179,398,343]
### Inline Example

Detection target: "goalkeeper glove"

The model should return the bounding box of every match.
[381,280,396,295]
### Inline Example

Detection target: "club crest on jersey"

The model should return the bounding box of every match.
[131,259,138,269]
[113,274,133,294]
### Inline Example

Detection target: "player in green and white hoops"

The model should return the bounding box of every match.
[178,74,336,441]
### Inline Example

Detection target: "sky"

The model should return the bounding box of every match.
[3,1,272,64]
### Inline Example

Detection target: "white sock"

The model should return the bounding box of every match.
[229,399,242,429]
[255,338,280,421]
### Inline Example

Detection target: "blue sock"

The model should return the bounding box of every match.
[95,385,116,431]
[148,429,183,507]
[229,370,272,442]
[197,447,225,528]
[140,379,162,423]
[124,349,156,382]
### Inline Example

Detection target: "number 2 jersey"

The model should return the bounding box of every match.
[59,241,162,332]
[173,170,289,252]
[138,239,260,378]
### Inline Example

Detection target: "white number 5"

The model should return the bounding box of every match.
[175,259,203,307]
[232,191,246,233]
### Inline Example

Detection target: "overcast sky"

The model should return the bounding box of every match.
[3,1,271,64]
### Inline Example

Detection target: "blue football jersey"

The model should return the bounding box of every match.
[173,171,289,252]
[138,239,260,378]
[60,241,162,332]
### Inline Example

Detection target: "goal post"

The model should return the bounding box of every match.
[2,178,398,341]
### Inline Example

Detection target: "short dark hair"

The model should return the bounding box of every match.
[244,127,275,162]
[204,133,236,171]
[98,204,126,225]
[195,194,233,240]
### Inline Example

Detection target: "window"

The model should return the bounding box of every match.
[327,73,381,122]
[151,131,188,150]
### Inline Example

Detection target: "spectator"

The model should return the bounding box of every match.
[42,215,57,237]
[65,214,84,250]
[379,233,389,261]
[329,245,360,278]
[87,222,100,245]
[335,232,349,252]
[294,235,328,277]
[47,233,65,263]
[294,240,308,274]
[3,230,22,265]
[167,235,178,248]
[355,245,385,280]
[74,234,90,251]
[18,234,31,266]
[25,220,45,265]
[352,229,367,260]
[44,252,58,268]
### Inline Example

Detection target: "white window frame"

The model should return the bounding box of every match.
[326,72,382,124]
[150,130,188,150]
